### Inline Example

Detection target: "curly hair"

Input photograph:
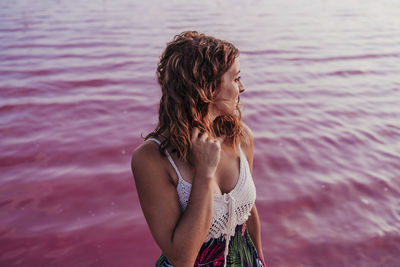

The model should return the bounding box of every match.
[145,31,246,162]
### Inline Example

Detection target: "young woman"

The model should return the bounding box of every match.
[132,31,266,267]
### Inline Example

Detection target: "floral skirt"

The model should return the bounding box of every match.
[155,224,265,267]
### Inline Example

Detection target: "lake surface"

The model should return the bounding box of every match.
[1,0,399,266]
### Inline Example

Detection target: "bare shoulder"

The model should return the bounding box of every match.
[240,122,254,151]
[240,122,254,171]
[132,141,161,172]
[131,140,171,185]
[131,140,183,256]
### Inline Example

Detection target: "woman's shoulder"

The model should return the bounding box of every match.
[131,139,166,177]
[239,122,254,170]
[240,122,254,148]
[132,139,159,158]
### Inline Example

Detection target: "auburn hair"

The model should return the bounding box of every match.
[145,31,247,162]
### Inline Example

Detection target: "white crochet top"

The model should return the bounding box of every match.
[148,138,256,267]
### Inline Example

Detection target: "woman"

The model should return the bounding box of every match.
[132,31,266,267]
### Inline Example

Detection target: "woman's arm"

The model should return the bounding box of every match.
[132,129,223,266]
[240,123,265,262]
[247,204,265,262]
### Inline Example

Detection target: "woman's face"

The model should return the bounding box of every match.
[210,58,245,117]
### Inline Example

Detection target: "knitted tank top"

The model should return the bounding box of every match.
[148,138,256,266]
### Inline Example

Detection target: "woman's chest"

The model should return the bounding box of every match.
[169,148,241,195]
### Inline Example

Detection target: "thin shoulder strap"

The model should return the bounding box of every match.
[147,137,161,145]
[147,137,185,182]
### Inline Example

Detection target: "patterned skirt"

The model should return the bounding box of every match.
[155,224,265,267]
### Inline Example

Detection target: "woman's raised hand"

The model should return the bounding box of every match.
[190,128,224,179]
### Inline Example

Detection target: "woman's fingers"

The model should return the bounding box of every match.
[191,127,211,143]
[200,132,209,142]
[191,127,200,141]
[191,127,224,146]
[206,137,215,143]
[189,128,224,178]
[215,135,225,145]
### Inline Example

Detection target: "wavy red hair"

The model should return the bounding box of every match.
[146,31,246,161]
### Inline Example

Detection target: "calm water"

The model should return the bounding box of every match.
[1,0,400,266]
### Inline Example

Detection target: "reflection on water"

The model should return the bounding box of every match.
[0,0,399,266]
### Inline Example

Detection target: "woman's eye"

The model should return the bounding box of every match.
[235,76,241,82]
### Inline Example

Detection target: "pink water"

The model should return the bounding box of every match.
[1,0,400,266]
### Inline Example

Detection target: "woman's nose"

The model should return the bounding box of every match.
[239,80,245,93]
